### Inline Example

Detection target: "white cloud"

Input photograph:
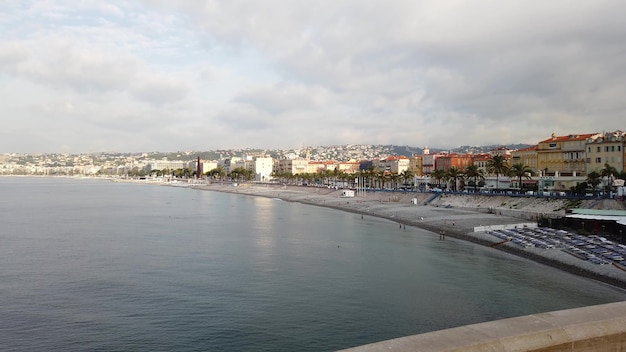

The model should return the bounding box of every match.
[1,0,626,153]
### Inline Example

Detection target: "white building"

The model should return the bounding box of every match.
[253,157,274,182]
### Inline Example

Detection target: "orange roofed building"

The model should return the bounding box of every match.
[537,133,596,176]
[511,145,538,173]
[436,153,473,171]
[472,153,492,175]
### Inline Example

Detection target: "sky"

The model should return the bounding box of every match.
[1,1,626,153]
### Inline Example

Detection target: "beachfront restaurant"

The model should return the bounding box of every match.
[564,209,626,244]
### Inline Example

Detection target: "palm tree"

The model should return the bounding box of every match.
[600,163,618,196]
[376,170,388,189]
[464,164,485,193]
[446,167,463,192]
[509,163,534,193]
[431,169,446,190]
[486,155,510,191]
[399,169,415,190]
[586,171,602,196]
[389,172,400,190]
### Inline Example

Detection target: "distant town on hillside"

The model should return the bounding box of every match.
[1,143,531,176]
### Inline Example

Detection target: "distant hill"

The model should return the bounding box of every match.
[389,144,533,157]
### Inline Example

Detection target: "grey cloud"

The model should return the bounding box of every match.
[130,77,190,105]
[2,38,139,93]
[4,0,626,153]
[234,83,334,115]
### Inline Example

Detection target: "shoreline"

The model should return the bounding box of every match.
[191,182,626,291]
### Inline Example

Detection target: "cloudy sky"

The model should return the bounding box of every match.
[1,1,625,153]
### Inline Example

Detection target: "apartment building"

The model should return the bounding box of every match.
[511,145,538,173]
[421,147,444,175]
[200,160,218,173]
[436,153,472,171]
[336,161,360,174]
[273,158,308,175]
[472,153,491,175]
[408,155,423,176]
[376,156,410,174]
[537,133,595,176]
[307,161,336,173]
[585,130,625,174]
[252,156,273,182]
[145,160,191,172]
[221,157,243,173]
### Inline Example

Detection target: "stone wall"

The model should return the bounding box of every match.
[340,301,626,352]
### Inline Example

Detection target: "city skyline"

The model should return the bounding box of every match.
[2,1,626,154]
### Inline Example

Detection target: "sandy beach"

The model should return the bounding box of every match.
[190,182,626,290]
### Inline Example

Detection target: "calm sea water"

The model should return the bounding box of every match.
[1,177,625,351]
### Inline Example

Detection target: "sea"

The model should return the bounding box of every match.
[1,177,625,351]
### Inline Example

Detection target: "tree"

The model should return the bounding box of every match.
[375,169,387,189]
[570,182,588,196]
[586,171,602,196]
[431,169,446,189]
[399,169,415,190]
[206,166,227,180]
[486,155,510,191]
[388,172,400,190]
[365,167,377,189]
[509,163,534,193]
[600,163,618,196]
[446,167,463,191]
[464,164,485,193]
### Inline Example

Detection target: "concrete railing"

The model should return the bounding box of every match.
[339,301,626,352]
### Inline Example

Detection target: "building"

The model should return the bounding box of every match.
[200,161,218,173]
[336,161,360,174]
[537,133,596,176]
[145,160,190,172]
[307,161,336,174]
[408,155,423,176]
[436,153,472,172]
[472,153,492,175]
[252,156,274,182]
[421,147,444,175]
[376,156,410,174]
[221,157,242,173]
[585,130,625,174]
[273,158,308,175]
[511,145,538,173]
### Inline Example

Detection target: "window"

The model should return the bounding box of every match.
[611,146,615,152]
[605,146,609,152]
[619,146,622,152]
[596,157,602,163]
[597,146,601,152]
[549,143,557,149]
[588,147,591,152]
